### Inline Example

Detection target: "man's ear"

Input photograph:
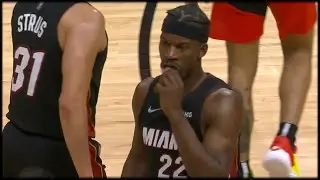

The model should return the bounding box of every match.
[199,43,208,59]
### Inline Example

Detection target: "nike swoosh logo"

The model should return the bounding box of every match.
[148,106,161,113]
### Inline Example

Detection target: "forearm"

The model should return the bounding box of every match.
[121,156,148,177]
[168,112,228,177]
[60,106,93,177]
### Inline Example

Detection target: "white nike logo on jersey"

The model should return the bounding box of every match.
[148,106,161,113]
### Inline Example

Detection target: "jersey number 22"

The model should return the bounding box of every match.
[11,46,45,96]
[158,154,186,178]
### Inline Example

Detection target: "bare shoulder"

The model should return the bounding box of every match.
[207,88,242,107]
[203,88,243,124]
[133,77,154,100]
[58,3,106,50]
[61,3,105,27]
[132,77,154,120]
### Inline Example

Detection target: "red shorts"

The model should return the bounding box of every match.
[209,2,317,43]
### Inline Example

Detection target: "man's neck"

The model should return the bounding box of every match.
[183,68,206,94]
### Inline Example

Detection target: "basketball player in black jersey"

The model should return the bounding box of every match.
[122,5,243,178]
[3,2,108,178]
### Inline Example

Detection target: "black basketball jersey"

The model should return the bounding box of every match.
[139,73,237,177]
[6,2,108,139]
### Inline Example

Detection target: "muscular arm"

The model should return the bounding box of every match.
[121,78,154,177]
[58,3,107,177]
[168,88,243,177]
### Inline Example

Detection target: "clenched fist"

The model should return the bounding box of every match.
[156,69,184,117]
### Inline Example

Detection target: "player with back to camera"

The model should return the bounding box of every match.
[121,4,243,178]
[2,2,108,178]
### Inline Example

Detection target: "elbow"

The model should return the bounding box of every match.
[191,168,229,178]
[206,155,233,177]
[201,165,230,177]
[209,165,230,177]
[59,95,86,120]
[207,160,232,177]
[187,159,230,177]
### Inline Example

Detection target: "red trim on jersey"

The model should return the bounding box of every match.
[89,140,104,177]
[87,89,95,138]
[229,139,239,177]
[87,89,105,177]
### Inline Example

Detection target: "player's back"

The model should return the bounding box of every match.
[7,2,108,139]
[139,73,239,177]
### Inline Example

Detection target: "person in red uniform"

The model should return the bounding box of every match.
[187,2,317,178]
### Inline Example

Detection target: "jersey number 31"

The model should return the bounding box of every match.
[11,46,45,96]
